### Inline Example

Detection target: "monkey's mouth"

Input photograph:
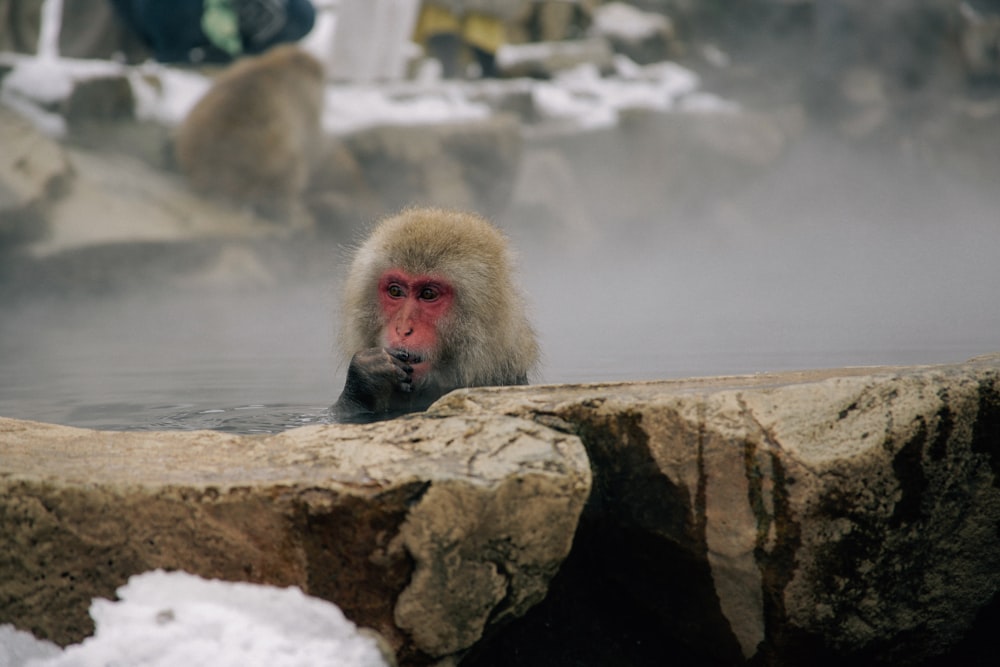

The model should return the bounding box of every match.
[407,358,431,384]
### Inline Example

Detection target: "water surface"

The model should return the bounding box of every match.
[1,135,998,433]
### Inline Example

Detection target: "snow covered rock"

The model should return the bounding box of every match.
[495,37,616,79]
[591,2,678,65]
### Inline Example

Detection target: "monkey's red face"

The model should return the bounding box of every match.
[378,270,454,381]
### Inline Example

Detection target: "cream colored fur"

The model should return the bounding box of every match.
[340,207,539,388]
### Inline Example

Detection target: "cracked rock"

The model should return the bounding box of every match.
[440,355,1000,666]
[0,413,591,666]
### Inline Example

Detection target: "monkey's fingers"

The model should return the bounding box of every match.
[388,348,424,364]
[385,352,415,393]
[394,366,414,393]
[386,352,414,375]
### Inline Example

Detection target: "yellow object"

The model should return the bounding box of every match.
[462,12,506,55]
[414,4,462,44]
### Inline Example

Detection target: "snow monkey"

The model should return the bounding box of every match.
[332,207,540,423]
[173,43,325,221]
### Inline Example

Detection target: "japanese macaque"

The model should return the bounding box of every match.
[173,44,324,221]
[332,207,539,423]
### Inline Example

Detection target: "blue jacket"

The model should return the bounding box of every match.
[110,0,316,63]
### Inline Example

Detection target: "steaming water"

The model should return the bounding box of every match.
[0,285,339,432]
[516,133,1000,386]
[1,134,999,434]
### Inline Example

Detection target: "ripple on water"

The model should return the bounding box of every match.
[83,404,335,435]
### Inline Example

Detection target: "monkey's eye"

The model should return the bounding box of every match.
[387,284,405,298]
[418,286,440,301]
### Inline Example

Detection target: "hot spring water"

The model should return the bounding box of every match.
[3,134,999,434]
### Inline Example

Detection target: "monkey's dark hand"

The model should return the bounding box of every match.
[331,348,422,423]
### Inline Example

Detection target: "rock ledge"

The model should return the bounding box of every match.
[0,412,590,666]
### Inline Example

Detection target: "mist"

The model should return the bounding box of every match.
[4,126,997,432]
[516,131,999,380]
[1,1,999,432]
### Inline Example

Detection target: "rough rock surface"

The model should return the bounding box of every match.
[0,100,328,296]
[0,99,302,256]
[341,115,522,220]
[33,148,294,257]
[0,104,73,245]
[61,74,134,127]
[435,356,1000,666]
[0,413,591,665]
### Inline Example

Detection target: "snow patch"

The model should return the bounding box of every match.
[7,571,390,667]
[593,2,674,42]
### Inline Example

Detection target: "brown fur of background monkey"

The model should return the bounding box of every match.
[173,44,325,222]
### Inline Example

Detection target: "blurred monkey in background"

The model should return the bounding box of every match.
[173,43,325,222]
